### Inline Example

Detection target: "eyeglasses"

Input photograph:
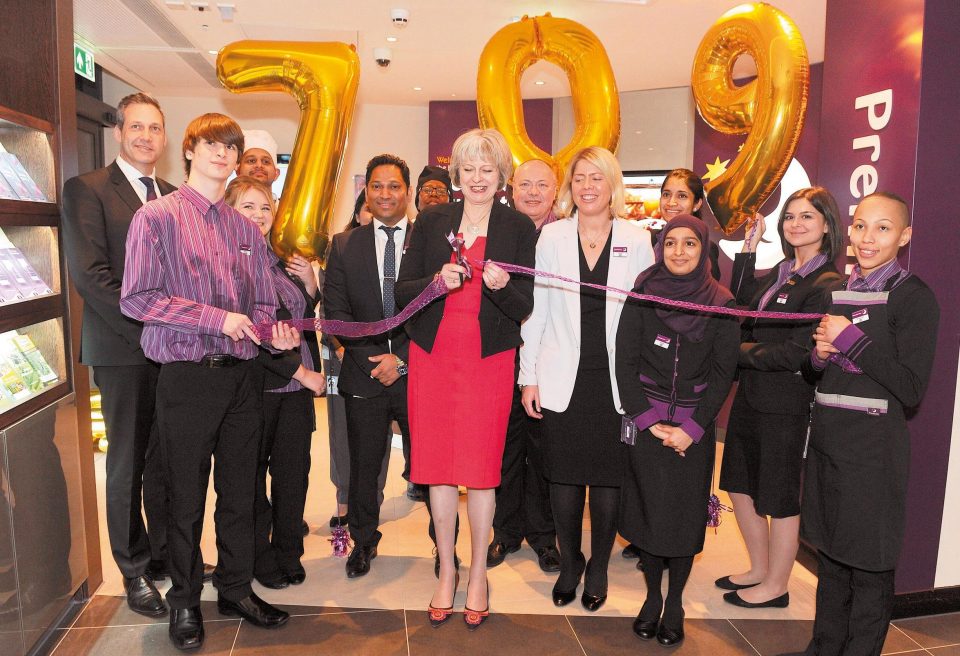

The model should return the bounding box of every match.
[516,181,555,193]
[420,187,449,198]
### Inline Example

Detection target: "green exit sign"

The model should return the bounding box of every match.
[74,43,95,82]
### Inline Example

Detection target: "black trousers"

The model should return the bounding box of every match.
[93,363,165,578]
[344,381,409,549]
[156,360,263,609]
[805,551,895,656]
[254,388,314,576]
[492,385,556,549]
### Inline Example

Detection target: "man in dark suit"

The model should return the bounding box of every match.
[61,93,177,616]
[323,153,416,579]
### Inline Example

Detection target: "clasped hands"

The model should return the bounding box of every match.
[438,262,510,291]
[650,423,693,457]
[812,314,851,361]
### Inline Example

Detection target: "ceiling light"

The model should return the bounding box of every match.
[391,8,410,27]
[208,49,218,54]
[386,36,398,42]
[534,80,545,86]
[413,86,422,91]
[216,3,235,20]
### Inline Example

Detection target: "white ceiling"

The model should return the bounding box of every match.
[74,0,827,105]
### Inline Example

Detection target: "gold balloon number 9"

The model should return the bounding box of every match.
[692,3,809,235]
[217,41,360,264]
[477,14,620,181]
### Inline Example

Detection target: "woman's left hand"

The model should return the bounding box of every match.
[815,314,851,344]
[286,254,319,298]
[649,423,693,457]
[482,261,510,291]
[271,322,301,351]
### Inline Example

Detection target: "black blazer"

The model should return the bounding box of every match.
[395,202,536,357]
[322,221,411,398]
[62,161,176,366]
[260,260,323,390]
[731,252,843,414]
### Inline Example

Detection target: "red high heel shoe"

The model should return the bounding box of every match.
[427,573,459,628]
[463,578,490,631]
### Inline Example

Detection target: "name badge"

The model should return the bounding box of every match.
[776,293,789,304]
[852,308,869,324]
[654,334,671,349]
[239,244,252,256]
[612,246,628,257]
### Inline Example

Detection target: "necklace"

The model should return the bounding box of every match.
[579,222,611,249]
[463,209,489,235]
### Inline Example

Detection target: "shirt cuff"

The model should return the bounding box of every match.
[833,323,866,354]
[632,407,661,432]
[199,305,228,336]
[679,418,706,444]
[810,350,828,371]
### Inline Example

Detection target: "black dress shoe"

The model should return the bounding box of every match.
[217,593,289,628]
[345,545,377,578]
[632,616,659,640]
[433,549,461,579]
[622,544,642,559]
[552,555,586,607]
[486,541,520,568]
[723,590,790,608]
[535,546,561,573]
[202,563,215,583]
[124,575,166,617]
[714,575,759,591]
[255,571,290,589]
[581,590,607,612]
[169,606,204,651]
[657,621,684,647]
[286,569,306,585]
[145,560,167,582]
[329,514,348,527]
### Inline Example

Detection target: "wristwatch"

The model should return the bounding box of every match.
[395,357,408,376]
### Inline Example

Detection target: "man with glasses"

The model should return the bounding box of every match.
[414,165,452,213]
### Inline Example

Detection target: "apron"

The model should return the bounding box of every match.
[800,275,910,572]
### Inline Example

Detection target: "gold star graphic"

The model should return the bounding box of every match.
[703,156,730,182]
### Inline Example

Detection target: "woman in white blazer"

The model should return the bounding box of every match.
[519,147,654,611]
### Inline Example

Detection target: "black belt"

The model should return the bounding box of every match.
[198,354,243,368]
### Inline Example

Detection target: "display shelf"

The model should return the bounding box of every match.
[0,317,67,429]
[0,113,56,205]
[0,199,60,224]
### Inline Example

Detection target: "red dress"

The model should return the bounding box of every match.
[408,236,515,488]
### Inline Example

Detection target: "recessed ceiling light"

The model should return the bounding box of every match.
[208,49,218,54]
[634,130,642,134]
[386,36,398,42]
[534,80,545,86]
[451,93,457,97]
[413,86,422,91]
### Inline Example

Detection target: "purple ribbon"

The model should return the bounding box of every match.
[253,258,823,340]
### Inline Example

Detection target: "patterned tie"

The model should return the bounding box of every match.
[380,226,400,318]
[139,176,157,202]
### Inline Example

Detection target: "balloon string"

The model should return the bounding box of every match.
[253,260,822,340]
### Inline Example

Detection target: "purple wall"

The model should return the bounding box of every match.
[428,99,553,169]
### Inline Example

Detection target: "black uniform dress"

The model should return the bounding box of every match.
[541,237,623,486]
[800,271,938,656]
[720,253,842,517]
[616,294,739,556]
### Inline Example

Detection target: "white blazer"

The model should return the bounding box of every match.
[519,216,655,413]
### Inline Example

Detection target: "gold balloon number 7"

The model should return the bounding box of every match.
[691,3,809,236]
[217,41,361,264]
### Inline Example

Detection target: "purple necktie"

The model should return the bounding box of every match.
[139,176,157,202]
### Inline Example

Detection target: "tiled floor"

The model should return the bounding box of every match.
[49,399,960,654]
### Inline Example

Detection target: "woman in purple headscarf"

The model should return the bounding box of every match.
[614,215,739,646]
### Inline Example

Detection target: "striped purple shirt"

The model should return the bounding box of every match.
[120,183,278,364]
[847,259,904,292]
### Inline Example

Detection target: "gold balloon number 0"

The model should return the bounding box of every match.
[477,14,620,181]
[217,41,360,264]
[692,3,809,235]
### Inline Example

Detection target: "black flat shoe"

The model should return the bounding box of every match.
[714,575,759,591]
[723,590,790,608]
[124,575,167,617]
[657,621,684,647]
[633,616,659,640]
[169,606,204,651]
[486,541,520,568]
[286,569,306,585]
[551,555,586,607]
[329,514,348,527]
[535,546,561,573]
[255,571,290,590]
[217,593,289,628]
[345,545,377,578]
[622,544,642,559]
[581,591,607,612]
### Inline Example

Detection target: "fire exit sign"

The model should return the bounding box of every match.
[74,43,95,82]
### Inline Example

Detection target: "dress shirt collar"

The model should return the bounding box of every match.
[848,259,904,292]
[178,183,230,217]
[372,217,409,236]
[115,155,157,196]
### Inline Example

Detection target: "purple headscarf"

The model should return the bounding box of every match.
[633,214,733,341]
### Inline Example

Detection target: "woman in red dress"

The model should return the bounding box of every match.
[396,128,536,630]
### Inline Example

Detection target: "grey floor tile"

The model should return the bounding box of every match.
[231,609,407,655]
[569,615,758,656]
[407,610,584,656]
[72,596,222,628]
[894,614,960,649]
[51,619,240,655]
[729,619,813,655]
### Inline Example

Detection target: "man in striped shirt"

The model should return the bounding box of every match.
[121,113,291,651]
